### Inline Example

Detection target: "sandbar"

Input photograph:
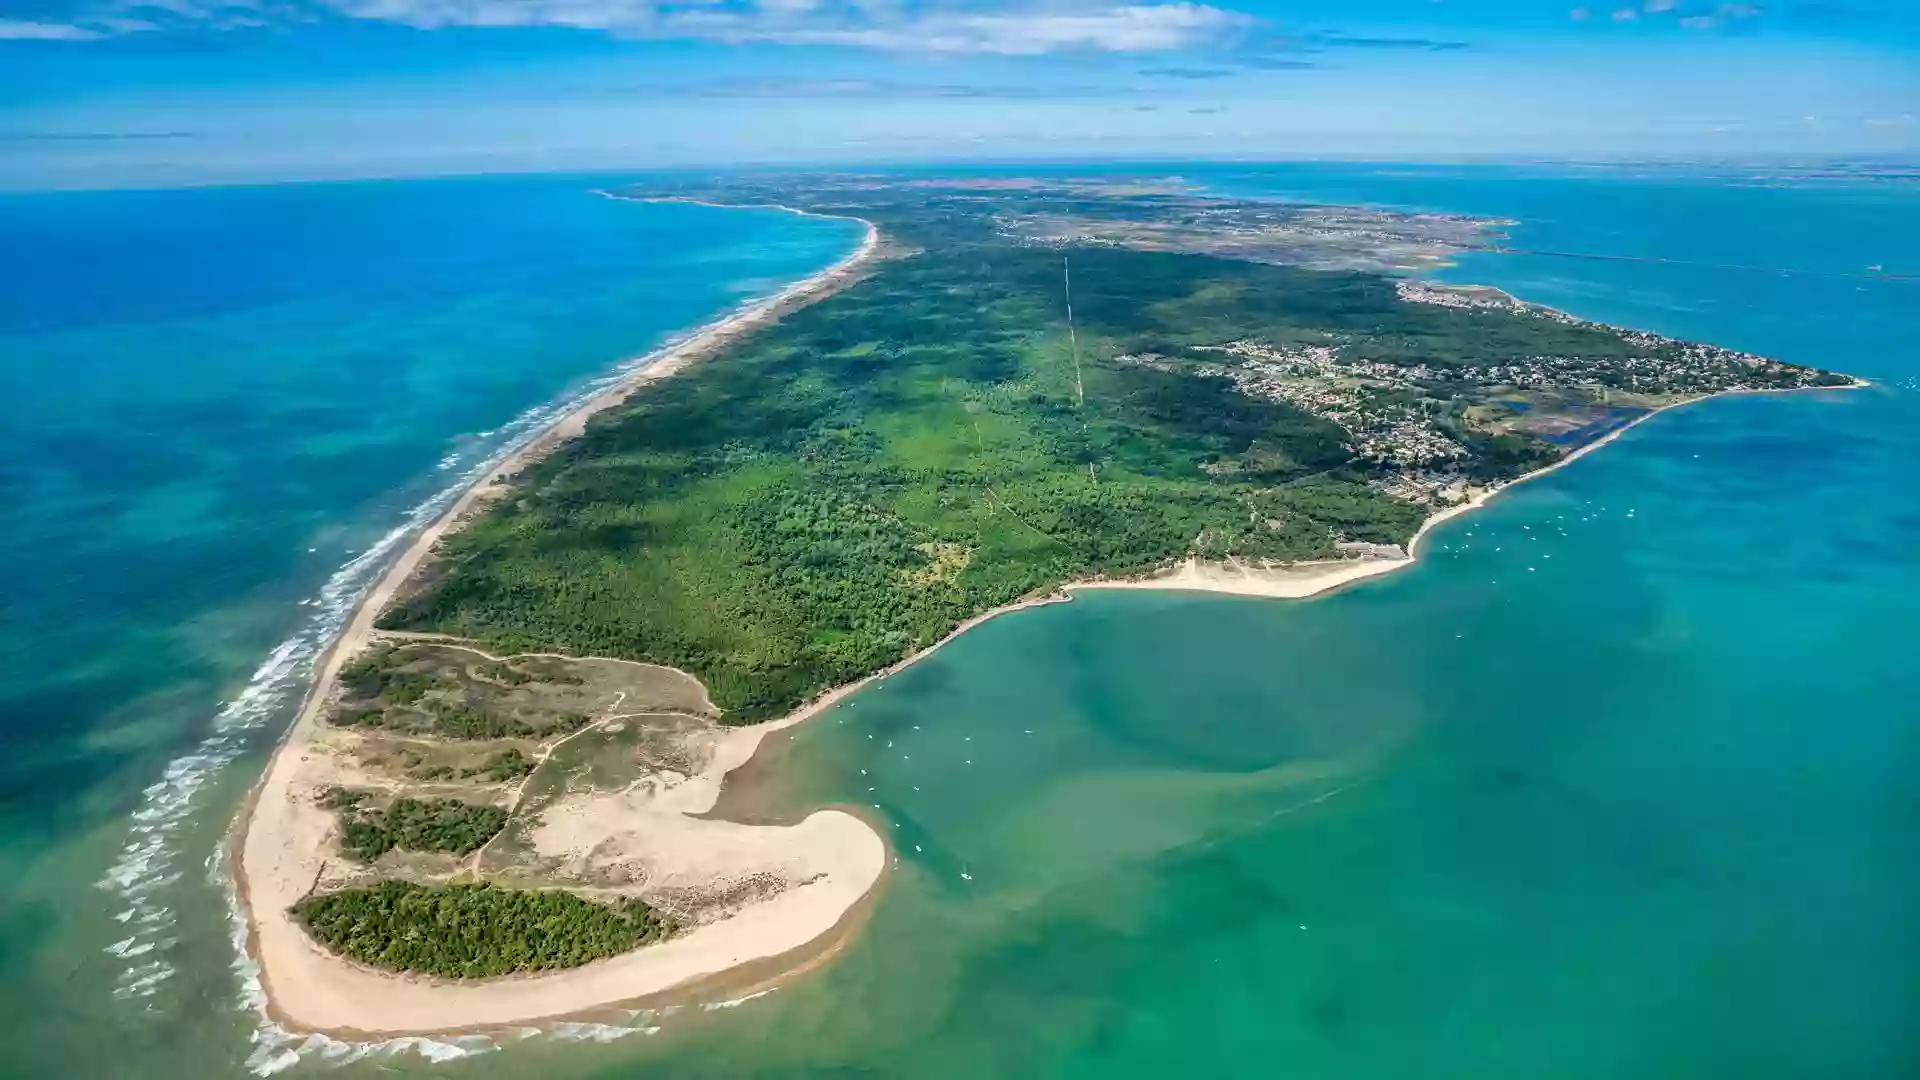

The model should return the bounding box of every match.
[232,190,1865,1037]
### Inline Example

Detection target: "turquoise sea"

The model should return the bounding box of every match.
[1,164,1914,1078]
[0,175,864,1076]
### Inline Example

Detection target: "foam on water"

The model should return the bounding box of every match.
[229,855,510,1075]
[547,1022,649,1043]
[93,315,731,1006]
[701,987,779,1011]
[219,834,707,1076]
[244,1030,501,1076]
[85,272,845,1071]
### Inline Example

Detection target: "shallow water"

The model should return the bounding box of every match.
[0,173,862,1078]
[1,164,1915,1078]
[557,165,1919,1080]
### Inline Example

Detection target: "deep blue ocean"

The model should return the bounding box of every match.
[0,164,1913,1079]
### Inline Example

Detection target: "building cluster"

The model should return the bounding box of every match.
[1397,281,1837,394]
[1121,341,1472,470]
[1000,229,1122,248]
[1375,472,1475,507]
[1394,279,1517,310]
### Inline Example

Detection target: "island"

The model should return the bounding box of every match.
[234,174,1856,1035]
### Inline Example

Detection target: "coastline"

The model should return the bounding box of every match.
[1068,379,1868,600]
[233,207,884,1036]
[755,384,1871,736]
[229,185,1864,1037]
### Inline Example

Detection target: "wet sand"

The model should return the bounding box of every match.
[233,213,884,1037]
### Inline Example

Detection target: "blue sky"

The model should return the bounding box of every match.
[2,0,1915,188]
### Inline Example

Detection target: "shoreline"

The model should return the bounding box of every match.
[1068,378,1867,599]
[227,187,1864,1037]
[729,384,1873,737]
[232,204,883,1037]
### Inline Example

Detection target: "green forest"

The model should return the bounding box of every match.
[294,882,675,978]
[321,791,508,862]
[379,182,1834,722]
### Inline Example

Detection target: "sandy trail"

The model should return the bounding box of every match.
[235,209,886,1037]
[233,188,1865,1038]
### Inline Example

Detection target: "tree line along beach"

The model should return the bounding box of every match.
[232,174,1860,1036]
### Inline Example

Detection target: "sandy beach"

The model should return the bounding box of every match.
[1069,379,1866,600]
[233,181,1865,1037]
[234,208,884,1036]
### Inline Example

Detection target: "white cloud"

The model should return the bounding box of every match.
[27,0,1251,53]
[288,0,1249,53]
[0,18,104,38]
[329,0,649,30]
[695,4,1255,54]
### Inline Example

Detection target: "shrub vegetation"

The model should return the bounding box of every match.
[379,183,1836,722]
[294,882,674,978]
[329,795,508,862]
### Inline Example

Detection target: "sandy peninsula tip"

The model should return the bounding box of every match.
[233,213,885,1037]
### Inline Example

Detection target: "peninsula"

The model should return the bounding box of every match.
[234,175,1855,1035]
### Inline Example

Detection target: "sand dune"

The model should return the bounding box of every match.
[234,213,885,1037]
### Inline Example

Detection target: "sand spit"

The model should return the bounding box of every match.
[233,184,1861,1038]
[1072,381,1867,600]
[234,210,883,1037]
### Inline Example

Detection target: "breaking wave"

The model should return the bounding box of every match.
[92,312,734,1007]
[88,222,859,1068]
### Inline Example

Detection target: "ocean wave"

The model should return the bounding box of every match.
[97,253,838,1043]
[245,1030,500,1076]
[547,1022,651,1043]
[701,987,779,1011]
[92,375,625,1003]
[92,328,700,1004]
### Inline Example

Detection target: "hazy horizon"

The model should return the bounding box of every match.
[5,0,1916,190]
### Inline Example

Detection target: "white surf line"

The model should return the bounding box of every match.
[95,211,867,1007]
[222,840,682,1078]
[219,197,878,1062]
[218,840,510,1076]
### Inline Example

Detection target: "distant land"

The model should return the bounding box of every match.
[234,175,1857,1034]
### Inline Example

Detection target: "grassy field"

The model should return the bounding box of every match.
[298,646,720,974]
[331,642,715,739]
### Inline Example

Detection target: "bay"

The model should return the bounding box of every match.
[544,164,1917,1080]
[1,163,1914,1079]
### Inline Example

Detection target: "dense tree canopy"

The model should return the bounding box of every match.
[325,793,508,862]
[294,882,674,978]
[380,183,1840,722]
